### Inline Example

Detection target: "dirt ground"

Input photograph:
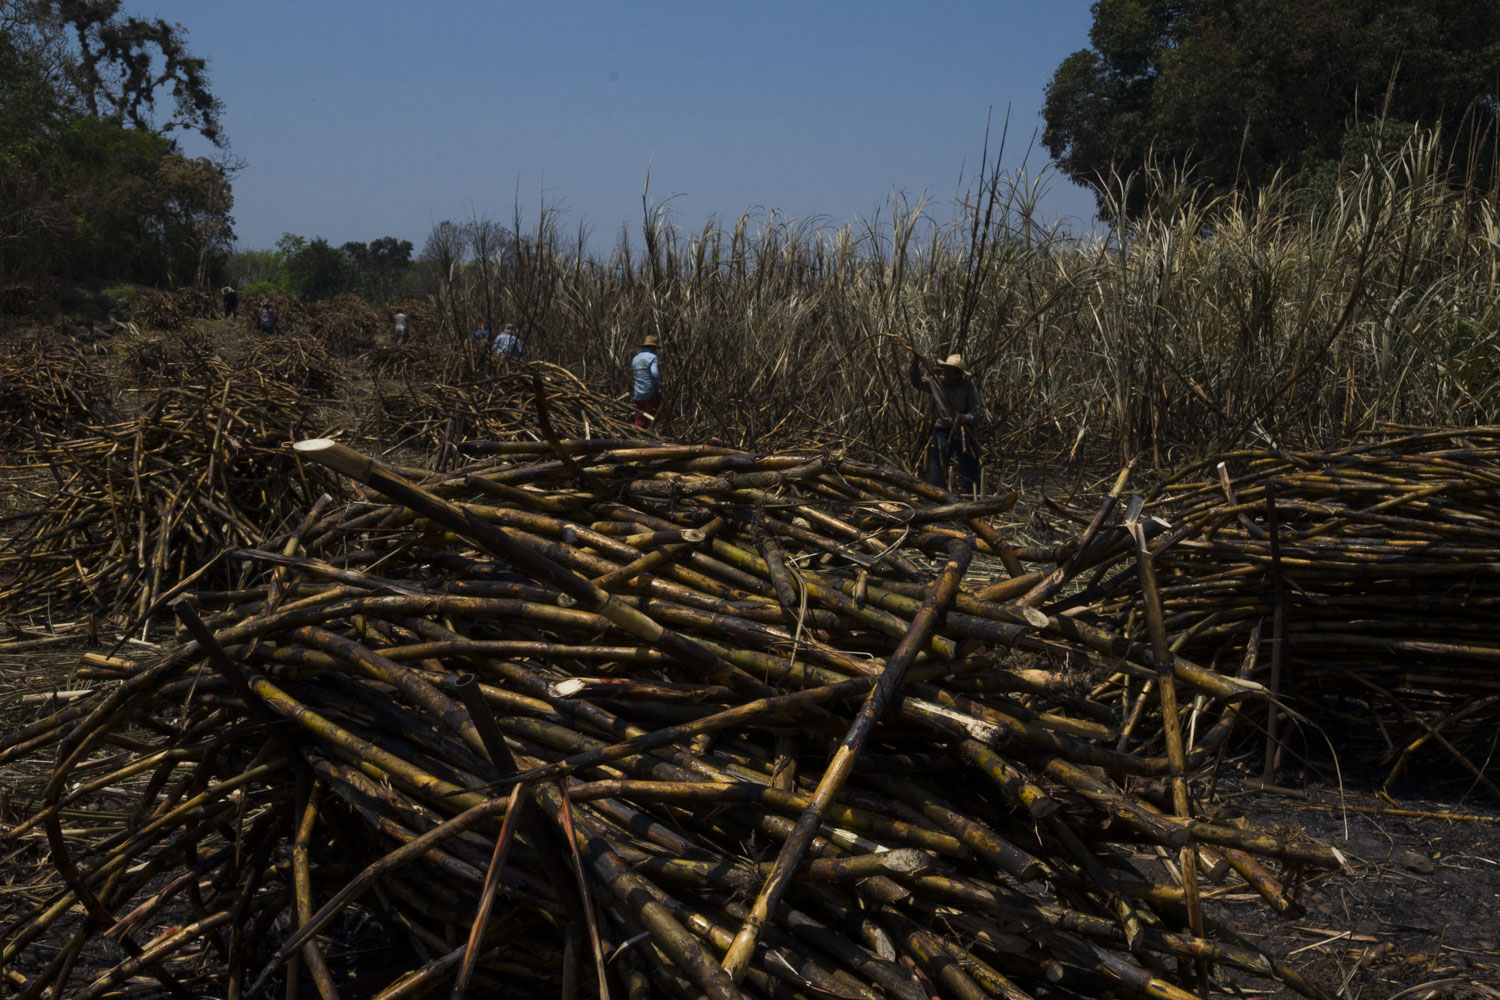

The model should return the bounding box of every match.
[1204,738,1500,999]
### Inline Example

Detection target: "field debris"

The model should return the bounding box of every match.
[129,287,220,332]
[0,345,640,631]
[2,437,1336,999]
[365,363,639,460]
[0,341,115,447]
[0,369,339,626]
[1103,426,1500,790]
[7,308,1500,997]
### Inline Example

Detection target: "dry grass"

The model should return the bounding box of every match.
[408,126,1500,482]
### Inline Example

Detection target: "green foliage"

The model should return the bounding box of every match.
[278,235,356,301]
[50,0,226,146]
[226,235,418,305]
[341,235,414,304]
[0,4,233,297]
[1044,0,1500,216]
[224,247,284,290]
[0,25,61,169]
[237,279,279,299]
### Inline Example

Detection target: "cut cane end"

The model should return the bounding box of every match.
[1021,607,1050,628]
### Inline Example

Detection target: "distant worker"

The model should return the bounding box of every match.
[472,327,491,347]
[492,322,522,362]
[222,285,238,319]
[257,300,277,336]
[631,334,663,429]
[392,309,408,344]
[909,352,984,494]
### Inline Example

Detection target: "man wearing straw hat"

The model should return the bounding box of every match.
[909,352,984,493]
[631,334,663,429]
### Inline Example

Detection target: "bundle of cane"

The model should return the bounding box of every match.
[0,376,340,627]
[364,362,642,461]
[1092,425,1500,791]
[243,337,341,395]
[1,437,1336,1000]
[130,287,219,331]
[304,293,382,356]
[0,341,114,449]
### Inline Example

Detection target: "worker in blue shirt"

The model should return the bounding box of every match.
[631,334,662,428]
[492,323,522,362]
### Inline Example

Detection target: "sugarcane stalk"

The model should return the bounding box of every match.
[292,786,343,1000]
[1130,519,1206,991]
[1262,484,1286,785]
[291,438,775,700]
[721,537,972,982]
[453,783,528,999]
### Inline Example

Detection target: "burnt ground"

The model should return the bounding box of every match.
[1202,728,1500,1000]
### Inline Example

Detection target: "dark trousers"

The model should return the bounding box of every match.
[926,425,979,494]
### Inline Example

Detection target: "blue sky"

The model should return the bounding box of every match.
[133,1,1100,254]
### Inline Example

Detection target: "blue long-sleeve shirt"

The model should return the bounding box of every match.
[631,349,661,399]
[492,331,522,360]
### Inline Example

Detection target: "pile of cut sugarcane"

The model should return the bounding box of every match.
[243,337,342,395]
[120,329,210,382]
[129,287,220,331]
[1094,426,1500,792]
[1,437,1335,1000]
[366,363,645,460]
[0,341,114,447]
[303,293,383,355]
[0,369,340,626]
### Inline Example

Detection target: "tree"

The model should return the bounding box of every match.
[224,246,281,291]
[0,1,233,293]
[0,22,67,288]
[155,152,234,284]
[48,0,224,144]
[464,217,513,332]
[1043,0,1500,216]
[420,220,467,273]
[420,220,468,339]
[341,235,413,304]
[278,234,355,301]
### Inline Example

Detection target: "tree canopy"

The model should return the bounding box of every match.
[1042,0,1500,217]
[0,0,232,297]
[342,236,414,303]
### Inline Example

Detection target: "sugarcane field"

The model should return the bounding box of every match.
[7,209,1500,1000]
[9,4,1500,998]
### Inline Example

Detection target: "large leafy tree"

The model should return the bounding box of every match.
[277,234,355,301]
[0,0,232,294]
[342,236,415,304]
[1043,0,1500,216]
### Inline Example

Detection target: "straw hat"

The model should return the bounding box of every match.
[937,353,965,373]
[641,334,660,348]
